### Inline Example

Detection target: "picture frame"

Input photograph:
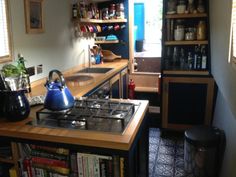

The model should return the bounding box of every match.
[24,0,44,33]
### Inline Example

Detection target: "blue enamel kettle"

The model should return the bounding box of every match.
[44,70,75,111]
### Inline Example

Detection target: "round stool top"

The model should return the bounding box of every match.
[185,125,221,147]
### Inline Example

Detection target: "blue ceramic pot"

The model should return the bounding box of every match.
[3,90,30,121]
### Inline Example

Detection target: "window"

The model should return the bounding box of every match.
[0,0,12,63]
[230,0,236,69]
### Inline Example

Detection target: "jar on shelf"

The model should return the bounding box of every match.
[177,0,186,14]
[174,20,185,41]
[167,0,177,14]
[197,20,206,40]
[116,3,125,19]
[102,8,109,20]
[185,27,196,40]
[109,4,116,19]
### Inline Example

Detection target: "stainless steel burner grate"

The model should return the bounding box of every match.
[28,98,140,134]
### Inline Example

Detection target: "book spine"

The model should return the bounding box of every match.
[88,155,94,177]
[31,149,68,161]
[70,153,78,175]
[99,159,106,177]
[120,157,124,177]
[31,156,68,168]
[30,145,69,155]
[77,153,84,177]
[113,156,120,177]
[93,156,100,177]
[9,167,17,177]
[32,164,70,175]
[23,158,33,177]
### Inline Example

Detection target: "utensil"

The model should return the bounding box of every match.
[44,70,75,111]
[102,50,122,62]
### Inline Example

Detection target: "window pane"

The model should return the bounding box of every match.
[0,0,10,58]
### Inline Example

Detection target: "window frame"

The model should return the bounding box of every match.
[230,0,236,69]
[0,0,12,64]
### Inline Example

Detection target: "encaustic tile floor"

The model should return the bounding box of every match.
[149,128,194,177]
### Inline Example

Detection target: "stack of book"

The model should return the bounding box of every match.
[18,144,126,177]
[70,152,125,177]
[19,144,70,177]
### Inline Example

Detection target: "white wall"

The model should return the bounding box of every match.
[7,0,94,82]
[209,0,236,176]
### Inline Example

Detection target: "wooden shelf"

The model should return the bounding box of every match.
[0,157,14,164]
[163,70,209,75]
[165,13,207,19]
[76,18,127,24]
[95,40,119,44]
[165,40,208,45]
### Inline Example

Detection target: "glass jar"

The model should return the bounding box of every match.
[177,0,186,14]
[197,21,206,40]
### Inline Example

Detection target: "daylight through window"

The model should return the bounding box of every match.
[0,0,11,63]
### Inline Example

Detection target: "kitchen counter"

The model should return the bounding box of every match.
[0,99,148,151]
[0,59,150,151]
[29,59,129,98]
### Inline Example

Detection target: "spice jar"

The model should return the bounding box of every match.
[197,20,206,40]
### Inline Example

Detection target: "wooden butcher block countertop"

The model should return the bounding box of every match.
[29,59,129,98]
[0,59,149,151]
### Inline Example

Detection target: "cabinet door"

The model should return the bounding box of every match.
[120,68,128,99]
[110,73,121,98]
[162,77,215,130]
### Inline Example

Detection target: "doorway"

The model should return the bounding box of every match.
[133,0,163,73]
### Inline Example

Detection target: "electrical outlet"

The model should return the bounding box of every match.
[26,66,35,76]
[37,64,43,74]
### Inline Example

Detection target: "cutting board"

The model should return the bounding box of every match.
[102,50,122,62]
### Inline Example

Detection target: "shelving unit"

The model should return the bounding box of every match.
[72,0,129,58]
[161,0,215,130]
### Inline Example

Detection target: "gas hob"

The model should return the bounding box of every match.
[27,98,140,134]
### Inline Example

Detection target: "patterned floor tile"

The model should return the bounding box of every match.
[159,145,175,155]
[160,138,176,146]
[155,163,174,177]
[175,167,186,177]
[149,128,193,177]
[157,154,174,165]
[176,147,184,156]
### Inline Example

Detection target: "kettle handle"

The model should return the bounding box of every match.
[48,70,65,87]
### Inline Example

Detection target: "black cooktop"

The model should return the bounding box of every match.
[27,98,140,134]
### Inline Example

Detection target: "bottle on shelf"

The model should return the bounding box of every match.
[17,54,31,93]
[197,20,206,40]
[172,47,179,69]
[165,47,171,69]
[197,0,205,13]
[187,52,193,70]
[201,45,207,70]
[179,48,186,70]
[196,45,202,70]
[72,3,78,19]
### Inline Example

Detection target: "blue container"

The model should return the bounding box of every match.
[95,55,101,64]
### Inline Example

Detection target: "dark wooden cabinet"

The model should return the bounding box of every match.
[161,0,215,130]
[162,76,215,130]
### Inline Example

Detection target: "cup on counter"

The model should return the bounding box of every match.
[95,54,101,64]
